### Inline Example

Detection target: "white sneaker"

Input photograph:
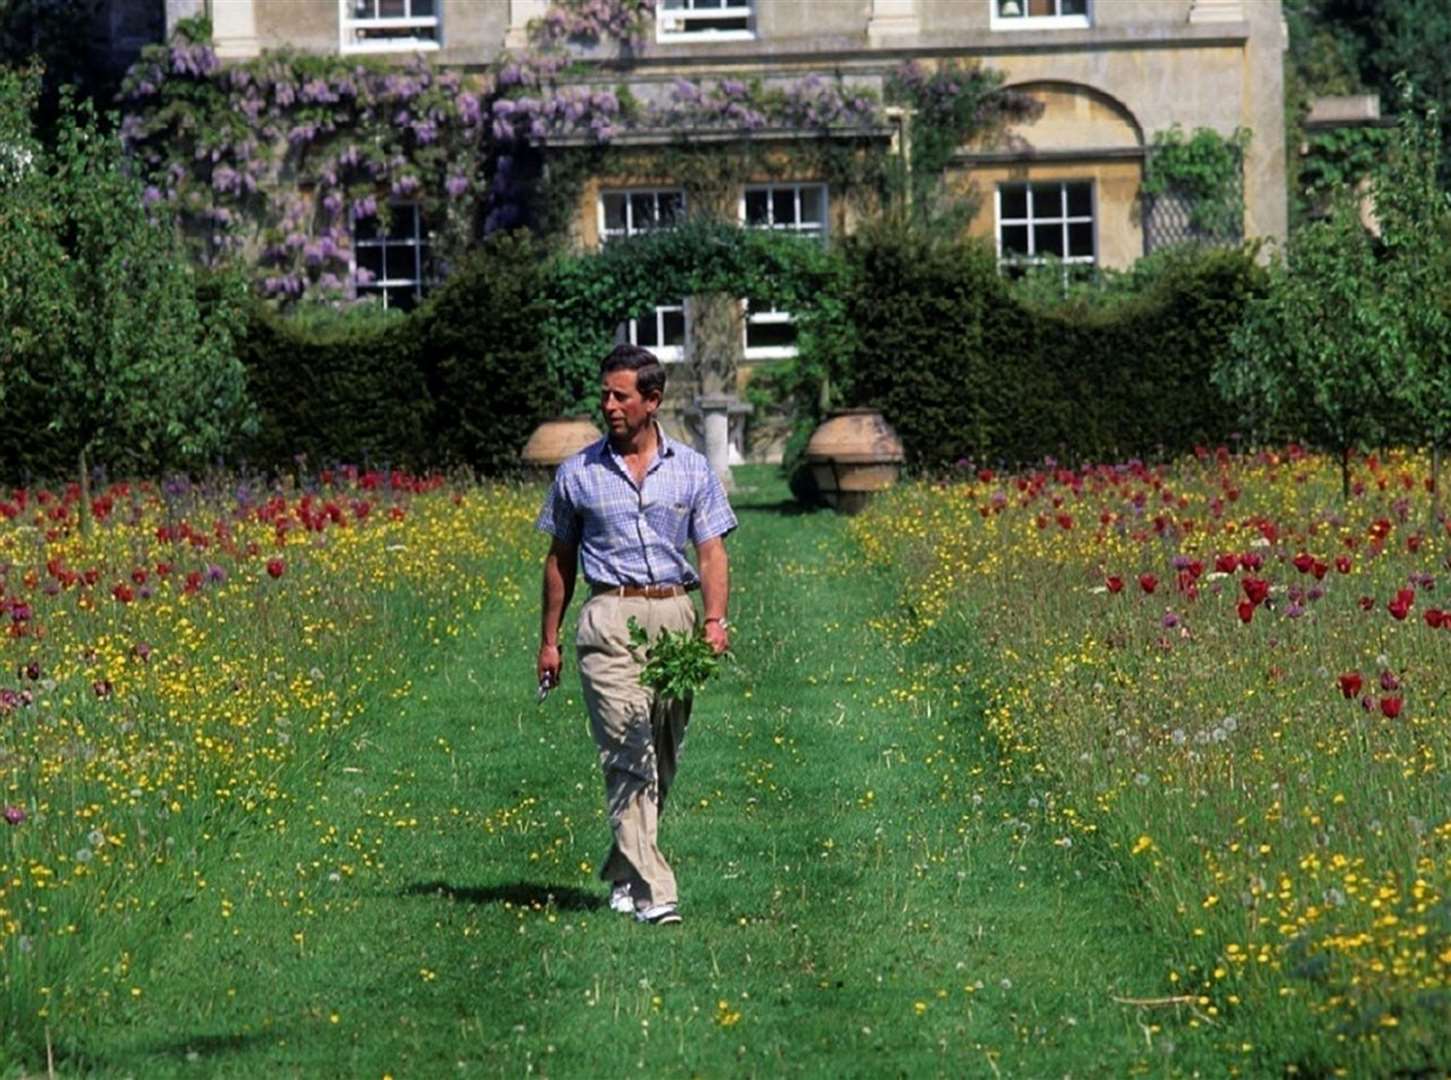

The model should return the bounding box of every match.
[635,903,682,926]
[609,884,634,914]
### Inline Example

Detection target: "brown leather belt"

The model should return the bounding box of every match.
[591,583,692,599]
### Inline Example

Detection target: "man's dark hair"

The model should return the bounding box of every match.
[600,343,666,399]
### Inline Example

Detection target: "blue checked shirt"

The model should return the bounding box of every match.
[536,427,737,588]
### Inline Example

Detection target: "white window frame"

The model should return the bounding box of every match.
[740,182,828,361]
[995,180,1097,274]
[657,0,755,42]
[352,202,430,311]
[599,188,690,363]
[989,0,1091,31]
[340,0,441,54]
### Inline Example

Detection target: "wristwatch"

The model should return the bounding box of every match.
[704,617,729,630]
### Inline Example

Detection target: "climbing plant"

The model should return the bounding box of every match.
[116,4,1034,306]
[539,218,847,414]
[1143,124,1251,239]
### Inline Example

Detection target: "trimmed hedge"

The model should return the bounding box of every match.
[238,304,433,471]
[13,223,1273,485]
[235,230,557,476]
[840,225,1265,470]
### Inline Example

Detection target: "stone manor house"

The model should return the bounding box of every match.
[146,0,1287,455]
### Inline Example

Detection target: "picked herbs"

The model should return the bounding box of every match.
[627,616,727,700]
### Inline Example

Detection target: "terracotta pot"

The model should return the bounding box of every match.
[520,416,602,473]
[803,408,905,514]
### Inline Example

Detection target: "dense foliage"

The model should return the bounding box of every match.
[0,68,252,485]
[1220,87,1451,500]
[1286,0,1451,217]
[839,224,1264,471]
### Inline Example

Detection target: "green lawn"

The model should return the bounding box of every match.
[54,467,1223,1078]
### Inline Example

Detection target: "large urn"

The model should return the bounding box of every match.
[803,409,906,514]
[520,416,602,476]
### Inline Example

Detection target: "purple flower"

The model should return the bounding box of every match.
[142,185,163,207]
[445,174,469,197]
[1161,611,1180,629]
[3,806,25,826]
[457,91,481,125]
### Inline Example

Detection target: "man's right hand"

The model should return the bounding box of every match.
[537,642,562,689]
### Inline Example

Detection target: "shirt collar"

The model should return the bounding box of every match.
[597,421,675,475]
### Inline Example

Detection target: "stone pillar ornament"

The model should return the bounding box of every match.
[210,0,258,58]
[506,0,549,47]
[867,0,919,42]
[1188,0,1246,24]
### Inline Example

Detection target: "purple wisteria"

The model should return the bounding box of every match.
[117,1,1010,304]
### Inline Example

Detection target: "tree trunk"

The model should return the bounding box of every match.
[689,293,744,401]
[78,444,92,537]
[1433,442,1443,530]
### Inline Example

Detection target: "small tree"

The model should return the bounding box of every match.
[1214,198,1406,500]
[0,67,253,494]
[1371,77,1451,520]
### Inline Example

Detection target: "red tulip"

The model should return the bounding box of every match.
[266,559,285,580]
[1338,671,1363,699]
[1106,575,1124,594]
[1358,596,1375,611]
[1425,608,1445,628]
[1388,597,1411,621]
[1242,578,1270,607]
[1335,555,1352,574]
[1139,573,1158,594]
[1380,696,1404,719]
[1292,552,1315,574]
[1241,552,1264,571]
[1311,559,1328,580]
[111,584,133,604]
[1215,553,1239,574]
[1237,600,1255,624]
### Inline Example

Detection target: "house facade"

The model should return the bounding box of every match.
[164,0,1287,457]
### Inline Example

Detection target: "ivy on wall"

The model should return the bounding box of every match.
[1143,124,1251,238]
[117,3,1034,306]
[1298,124,1393,216]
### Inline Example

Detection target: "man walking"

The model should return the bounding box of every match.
[536,344,735,926]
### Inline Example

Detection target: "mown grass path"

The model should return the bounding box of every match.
[69,469,1191,1078]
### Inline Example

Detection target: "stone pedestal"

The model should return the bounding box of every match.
[689,395,752,492]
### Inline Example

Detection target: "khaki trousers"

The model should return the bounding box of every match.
[576,591,696,910]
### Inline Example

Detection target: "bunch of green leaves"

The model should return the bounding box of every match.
[626,616,726,700]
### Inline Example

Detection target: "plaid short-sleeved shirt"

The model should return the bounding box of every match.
[535,426,737,588]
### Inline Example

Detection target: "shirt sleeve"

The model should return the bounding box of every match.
[535,469,582,545]
[689,465,738,545]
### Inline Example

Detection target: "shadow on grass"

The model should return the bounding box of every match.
[733,497,821,517]
[78,1029,282,1073]
[401,880,604,911]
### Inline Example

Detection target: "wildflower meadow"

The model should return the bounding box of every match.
[0,471,540,1065]
[854,447,1451,1074]
[1,455,1448,1077]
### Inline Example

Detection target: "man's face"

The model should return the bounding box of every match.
[600,368,659,441]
